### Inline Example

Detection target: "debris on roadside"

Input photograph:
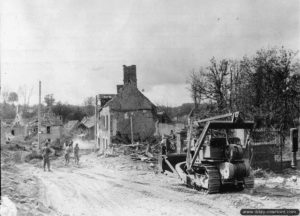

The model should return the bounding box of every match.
[130,152,157,163]
[253,168,269,178]
[105,141,161,164]
[1,147,53,216]
[0,196,18,216]
[104,153,119,158]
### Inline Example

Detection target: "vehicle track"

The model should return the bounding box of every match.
[20,155,299,216]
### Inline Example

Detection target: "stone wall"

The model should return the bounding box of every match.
[40,125,62,143]
[112,110,157,141]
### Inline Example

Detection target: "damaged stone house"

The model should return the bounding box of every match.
[80,116,95,140]
[5,110,63,144]
[27,112,63,143]
[7,111,29,140]
[64,120,80,134]
[96,65,160,154]
[63,117,95,140]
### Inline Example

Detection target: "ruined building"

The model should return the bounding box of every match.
[96,65,158,154]
[27,112,63,143]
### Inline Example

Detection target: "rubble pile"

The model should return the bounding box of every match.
[130,152,156,163]
[1,147,52,215]
[113,142,160,163]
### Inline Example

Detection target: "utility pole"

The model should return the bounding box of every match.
[0,52,1,147]
[38,81,41,149]
[0,6,2,97]
[0,57,1,147]
[94,95,97,151]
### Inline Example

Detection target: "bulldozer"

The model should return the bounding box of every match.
[160,112,254,194]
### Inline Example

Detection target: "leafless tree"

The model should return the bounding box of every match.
[205,57,230,112]
[187,68,206,107]
[44,94,55,107]
[1,88,10,103]
[83,97,95,116]
[83,97,95,106]
[188,47,300,130]
[18,85,34,107]
[188,58,231,113]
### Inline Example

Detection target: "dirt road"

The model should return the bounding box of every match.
[20,154,300,216]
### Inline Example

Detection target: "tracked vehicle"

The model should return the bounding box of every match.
[160,112,254,194]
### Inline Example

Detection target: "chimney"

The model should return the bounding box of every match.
[117,85,124,94]
[123,65,137,87]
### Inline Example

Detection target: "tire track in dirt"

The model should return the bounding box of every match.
[75,168,232,216]
[27,157,249,216]
[35,169,123,216]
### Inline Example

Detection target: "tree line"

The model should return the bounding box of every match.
[188,47,300,130]
[0,93,95,122]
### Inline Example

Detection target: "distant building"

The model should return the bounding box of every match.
[27,112,63,143]
[63,117,95,140]
[96,65,159,154]
[6,108,32,141]
[64,120,80,134]
[5,110,63,144]
[157,111,172,124]
[10,111,28,138]
[80,116,95,140]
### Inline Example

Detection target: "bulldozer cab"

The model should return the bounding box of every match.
[187,112,254,169]
[203,130,244,147]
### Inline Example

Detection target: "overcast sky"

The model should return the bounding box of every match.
[1,0,300,106]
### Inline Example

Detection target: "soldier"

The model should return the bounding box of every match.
[161,137,167,155]
[74,143,80,165]
[160,137,167,174]
[41,142,55,172]
[170,130,176,140]
[64,144,70,165]
[69,140,74,154]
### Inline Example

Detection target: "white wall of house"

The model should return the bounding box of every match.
[97,106,111,154]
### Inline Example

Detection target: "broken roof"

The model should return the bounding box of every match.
[81,116,95,128]
[103,83,157,112]
[28,112,63,127]
[64,120,80,131]
[12,117,34,128]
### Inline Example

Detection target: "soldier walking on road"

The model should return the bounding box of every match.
[74,143,80,165]
[69,141,74,153]
[64,144,71,165]
[42,142,55,172]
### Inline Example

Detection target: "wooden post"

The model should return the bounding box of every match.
[280,132,284,172]
[186,118,192,169]
[291,128,298,169]
[130,115,134,145]
[38,81,41,149]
